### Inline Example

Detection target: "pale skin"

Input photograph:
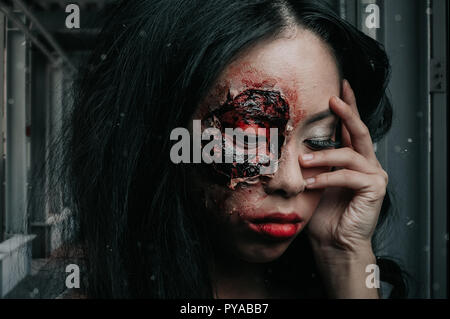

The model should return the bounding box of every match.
[192,26,387,299]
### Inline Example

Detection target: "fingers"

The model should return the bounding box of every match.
[330,84,377,162]
[299,147,379,175]
[302,79,387,198]
[340,120,353,149]
[339,80,355,148]
[304,169,388,200]
[342,79,359,116]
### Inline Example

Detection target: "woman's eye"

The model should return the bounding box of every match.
[304,138,341,150]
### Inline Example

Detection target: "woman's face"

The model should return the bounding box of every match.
[191,27,341,263]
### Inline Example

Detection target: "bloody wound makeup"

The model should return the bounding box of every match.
[202,89,290,188]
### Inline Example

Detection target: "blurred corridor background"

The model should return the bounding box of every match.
[0,0,448,298]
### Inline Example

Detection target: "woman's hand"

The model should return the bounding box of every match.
[299,80,388,298]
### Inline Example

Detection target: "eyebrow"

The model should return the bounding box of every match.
[304,109,336,125]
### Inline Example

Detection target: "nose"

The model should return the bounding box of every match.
[263,143,305,198]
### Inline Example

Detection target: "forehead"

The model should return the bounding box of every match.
[199,28,341,120]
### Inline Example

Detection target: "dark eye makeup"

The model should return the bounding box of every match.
[304,117,341,150]
[304,138,341,150]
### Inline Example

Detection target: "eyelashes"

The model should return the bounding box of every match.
[304,138,341,150]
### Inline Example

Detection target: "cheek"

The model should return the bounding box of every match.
[296,188,325,223]
[204,184,268,221]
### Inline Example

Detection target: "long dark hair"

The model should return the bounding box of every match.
[36,0,407,298]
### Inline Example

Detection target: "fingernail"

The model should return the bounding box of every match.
[334,96,344,105]
[331,95,340,102]
[306,177,316,185]
[302,154,314,161]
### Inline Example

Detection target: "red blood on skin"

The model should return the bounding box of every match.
[223,66,299,108]
[218,89,289,145]
[291,107,306,126]
[236,74,304,126]
[241,78,277,89]
[198,66,300,123]
[202,89,290,183]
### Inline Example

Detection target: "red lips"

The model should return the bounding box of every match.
[245,213,303,240]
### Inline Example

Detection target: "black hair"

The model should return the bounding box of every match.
[33,0,408,298]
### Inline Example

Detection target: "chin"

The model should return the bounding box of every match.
[234,238,294,263]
